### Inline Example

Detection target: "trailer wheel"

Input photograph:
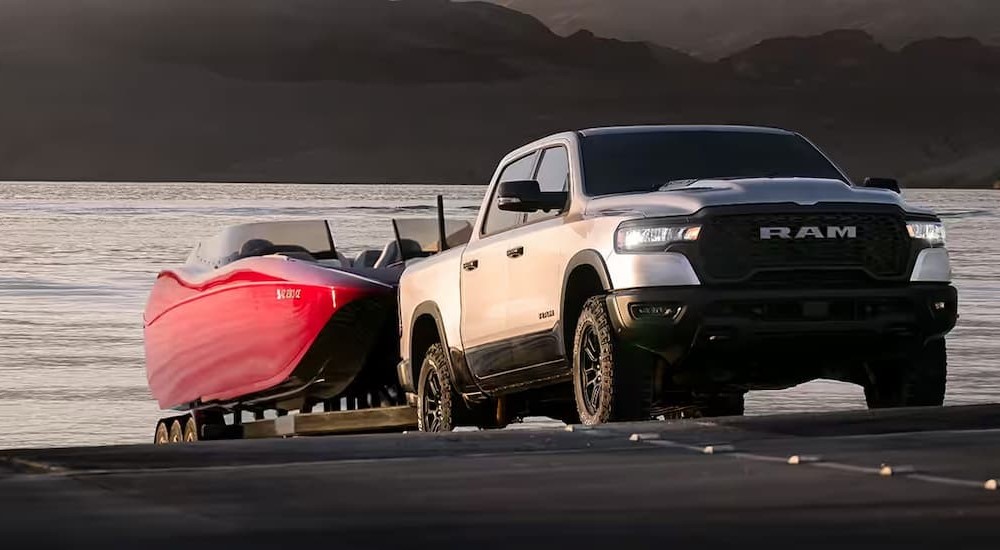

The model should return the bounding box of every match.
[183,416,199,442]
[417,344,455,432]
[168,419,184,443]
[154,421,170,445]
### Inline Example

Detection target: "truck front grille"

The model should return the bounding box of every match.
[695,211,911,284]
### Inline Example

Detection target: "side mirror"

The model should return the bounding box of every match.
[497,180,568,213]
[864,177,901,193]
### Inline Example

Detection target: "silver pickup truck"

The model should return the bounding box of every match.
[397,125,958,431]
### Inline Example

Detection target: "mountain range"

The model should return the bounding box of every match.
[486,0,1000,59]
[0,0,998,187]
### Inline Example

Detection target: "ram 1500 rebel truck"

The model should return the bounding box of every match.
[398,126,958,431]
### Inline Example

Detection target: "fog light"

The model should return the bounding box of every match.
[932,301,947,311]
[629,303,681,319]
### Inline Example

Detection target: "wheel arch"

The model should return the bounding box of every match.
[409,300,482,402]
[409,301,451,389]
[560,250,612,357]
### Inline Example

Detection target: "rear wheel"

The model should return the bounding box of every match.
[573,296,655,425]
[864,339,947,408]
[417,344,456,432]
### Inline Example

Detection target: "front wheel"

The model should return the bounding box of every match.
[572,296,654,425]
[417,344,456,432]
[864,339,947,408]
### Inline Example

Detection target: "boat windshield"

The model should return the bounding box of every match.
[187,220,336,268]
[393,218,473,258]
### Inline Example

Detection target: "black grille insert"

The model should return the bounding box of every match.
[695,211,910,283]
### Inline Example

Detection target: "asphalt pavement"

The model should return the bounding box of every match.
[2,405,1000,549]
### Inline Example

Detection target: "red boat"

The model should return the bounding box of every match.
[144,213,470,443]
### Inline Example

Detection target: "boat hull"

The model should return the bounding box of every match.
[144,256,395,410]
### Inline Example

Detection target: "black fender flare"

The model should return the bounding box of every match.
[557,250,613,352]
[562,250,612,292]
[409,301,477,394]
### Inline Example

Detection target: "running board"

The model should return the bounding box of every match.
[241,406,418,439]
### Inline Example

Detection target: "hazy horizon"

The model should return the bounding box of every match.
[0,0,997,187]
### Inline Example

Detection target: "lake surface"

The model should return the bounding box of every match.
[0,182,997,449]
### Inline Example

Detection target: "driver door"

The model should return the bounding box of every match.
[505,145,571,370]
[460,151,537,379]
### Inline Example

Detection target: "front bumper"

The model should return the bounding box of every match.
[606,284,958,364]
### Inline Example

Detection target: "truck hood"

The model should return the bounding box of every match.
[584,178,934,218]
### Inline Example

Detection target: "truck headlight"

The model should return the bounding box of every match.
[906,221,946,247]
[615,223,701,252]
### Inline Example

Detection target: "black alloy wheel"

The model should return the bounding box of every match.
[578,324,604,416]
[417,344,455,432]
[423,367,445,431]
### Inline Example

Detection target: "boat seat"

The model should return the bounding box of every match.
[354,249,382,269]
[238,240,317,262]
[373,239,424,269]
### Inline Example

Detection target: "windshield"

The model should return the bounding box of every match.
[186,220,336,268]
[393,218,473,258]
[580,130,847,196]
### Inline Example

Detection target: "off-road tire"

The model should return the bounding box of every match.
[572,296,654,425]
[864,338,947,409]
[417,344,456,432]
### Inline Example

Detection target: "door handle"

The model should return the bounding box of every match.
[506,246,524,259]
[463,260,479,271]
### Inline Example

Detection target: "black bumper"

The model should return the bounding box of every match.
[605,284,958,363]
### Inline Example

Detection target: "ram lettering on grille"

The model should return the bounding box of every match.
[759,226,858,240]
[697,212,910,283]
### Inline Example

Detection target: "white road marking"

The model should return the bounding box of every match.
[634,435,998,492]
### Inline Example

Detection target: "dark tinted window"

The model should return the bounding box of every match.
[580,131,846,196]
[526,146,569,224]
[482,152,536,236]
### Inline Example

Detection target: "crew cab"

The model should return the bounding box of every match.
[397,126,958,430]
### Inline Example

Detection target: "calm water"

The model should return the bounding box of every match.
[0,183,997,449]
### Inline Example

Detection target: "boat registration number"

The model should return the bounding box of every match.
[276,288,302,300]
